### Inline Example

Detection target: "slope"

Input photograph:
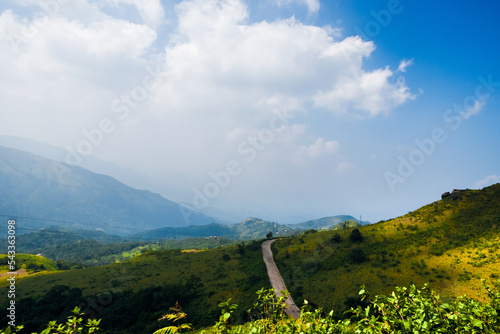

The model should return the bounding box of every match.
[271,184,500,317]
[0,146,221,234]
[0,241,269,333]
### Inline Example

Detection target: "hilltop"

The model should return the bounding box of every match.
[288,215,366,230]
[271,183,500,316]
[133,216,365,240]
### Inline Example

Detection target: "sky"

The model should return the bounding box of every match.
[0,0,499,224]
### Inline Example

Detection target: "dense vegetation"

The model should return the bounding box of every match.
[0,241,269,333]
[8,228,235,267]
[9,216,360,267]
[3,282,500,333]
[271,184,500,318]
[1,184,498,333]
[195,282,500,333]
[0,254,58,273]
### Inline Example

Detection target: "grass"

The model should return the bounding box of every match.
[271,184,500,317]
[1,184,499,333]
[0,254,58,274]
[0,241,269,333]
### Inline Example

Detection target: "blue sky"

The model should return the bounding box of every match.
[0,0,499,224]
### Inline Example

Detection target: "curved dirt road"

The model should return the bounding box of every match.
[261,239,301,319]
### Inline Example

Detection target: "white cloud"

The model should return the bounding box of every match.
[460,100,485,119]
[152,0,413,123]
[274,0,320,14]
[473,175,500,189]
[295,137,340,161]
[313,67,415,117]
[397,58,413,73]
[0,0,417,221]
[0,3,157,144]
[63,18,157,56]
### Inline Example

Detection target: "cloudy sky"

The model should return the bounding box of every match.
[1,0,499,224]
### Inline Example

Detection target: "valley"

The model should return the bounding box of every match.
[1,184,499,333]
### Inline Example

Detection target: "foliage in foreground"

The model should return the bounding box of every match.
[198,282,500,334]
[2,281,499,333]
[1,307,100,334]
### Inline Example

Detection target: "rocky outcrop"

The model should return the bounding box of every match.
[441,189,468,200]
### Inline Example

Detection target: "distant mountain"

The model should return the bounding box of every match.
[0,135,188,202]
[0,146,222,234]
[134,216,365,240]
[230,217,293,239]
[133,218,285,240]
[290,215,369,230]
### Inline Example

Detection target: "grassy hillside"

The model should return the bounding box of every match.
[0,254,58,274]
[0,241,268,333]
[271,184,500,317]
[1,184,498,333]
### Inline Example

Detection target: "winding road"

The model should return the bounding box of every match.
[261,239,301,319]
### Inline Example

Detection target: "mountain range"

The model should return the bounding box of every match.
[0,145,367,236]
[132,216,366,240]
[0,145,221,234]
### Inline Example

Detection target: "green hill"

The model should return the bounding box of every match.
[271,183,500,316]
[0,241,268,333]
[288,215,365,230]
[1,184,499,333]
[0,254,57,274]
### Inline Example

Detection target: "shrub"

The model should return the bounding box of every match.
[348,249,367,264]
[329,233,342,244]
[350,229,364,243]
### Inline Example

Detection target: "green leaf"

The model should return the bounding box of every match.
[471,319,483,329]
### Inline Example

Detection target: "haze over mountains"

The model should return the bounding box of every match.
[0,144,367,236]
[0,145,222,234]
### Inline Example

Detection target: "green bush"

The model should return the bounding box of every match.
[350,229,364,243]
[197,280,500,333]
[348,248,367,264]
[4,281,500,333]
[1,307,100,334]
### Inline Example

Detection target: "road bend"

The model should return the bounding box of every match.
[261,239,301,319]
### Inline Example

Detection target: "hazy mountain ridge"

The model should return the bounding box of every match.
[289,215,368,230]
[133,216,365,240]
[0,146,221,234]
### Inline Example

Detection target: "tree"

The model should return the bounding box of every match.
[329,233,342,243]
[31,307,100,334]
[266,232,273,239]
[350,228,364,243]
[349,248,367,264]
[185,274,203,295]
